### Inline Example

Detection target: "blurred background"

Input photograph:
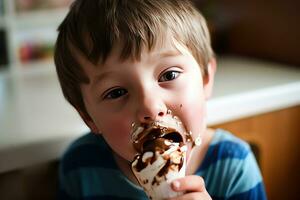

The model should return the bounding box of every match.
[198,0,300,66]
[0,0,72,74]
[0,0,299,199]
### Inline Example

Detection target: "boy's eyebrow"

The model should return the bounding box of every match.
[91,50,182,86]
[158,50,182,58]
[92,72,113,86]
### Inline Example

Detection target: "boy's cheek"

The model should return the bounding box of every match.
[187,105,206,133]
[101,120,131,141]
[178,95,207,137]
[98,118,136,160]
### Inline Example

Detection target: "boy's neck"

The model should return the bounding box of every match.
[113,128,216,185]
[113,151,140,185]
[186,128,215,175]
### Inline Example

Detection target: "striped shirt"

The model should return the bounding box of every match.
[58,129,267,200]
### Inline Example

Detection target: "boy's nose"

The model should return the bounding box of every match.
[136,95,167,123]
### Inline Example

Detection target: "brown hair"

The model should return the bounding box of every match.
[54,0,214,115]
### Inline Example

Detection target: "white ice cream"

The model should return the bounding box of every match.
[131,140,187,200]
[131,114,192,200]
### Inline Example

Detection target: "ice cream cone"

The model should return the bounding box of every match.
[131,139,187,200]
[131,114,191,199]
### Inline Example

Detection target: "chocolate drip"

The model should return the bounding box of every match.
[133,127,180,153]
[133,137,185,175]
[133,138,171,172]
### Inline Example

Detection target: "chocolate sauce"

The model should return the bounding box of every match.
[133,138,171,172]
[133,127,180,153]
[133,137,185,175]
[132,125,186,186]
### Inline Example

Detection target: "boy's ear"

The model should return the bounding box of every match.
[75,107,100,134]
[203,58,217,99]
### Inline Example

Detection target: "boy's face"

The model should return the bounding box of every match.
[78,39,215,162]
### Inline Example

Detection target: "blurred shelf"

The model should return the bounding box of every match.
[0,64,8,70]
[0,66,9,77]
[0,16,6,27]
[12,26,57,44]
[14,7,68,29]
[0,0,71,77]
[15,59,56,76]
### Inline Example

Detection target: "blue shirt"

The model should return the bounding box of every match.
[58,129,267,199]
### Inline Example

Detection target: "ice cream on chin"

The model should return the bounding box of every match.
[130,114,192,200]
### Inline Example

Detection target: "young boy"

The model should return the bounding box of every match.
[54,0,267,199]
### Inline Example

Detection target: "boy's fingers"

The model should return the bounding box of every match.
[171,175,206,192]
[168,192,212,200]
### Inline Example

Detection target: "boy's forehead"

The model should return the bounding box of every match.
[76,35,191,72]
[107,37,190,65]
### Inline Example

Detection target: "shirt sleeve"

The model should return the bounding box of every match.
[200,131,268,200]
[225,152,268,200]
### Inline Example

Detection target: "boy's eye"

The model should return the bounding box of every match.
[103,88,128,100]
[159,70,181,82]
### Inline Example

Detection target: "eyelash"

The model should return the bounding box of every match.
[158,70,181,82]
[102,87,128,100]
[102,69,182,100]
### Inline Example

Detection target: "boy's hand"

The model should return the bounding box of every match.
[167,175,212,200]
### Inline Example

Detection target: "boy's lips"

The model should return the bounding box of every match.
[133,126,183,153]
[131,115,188,153]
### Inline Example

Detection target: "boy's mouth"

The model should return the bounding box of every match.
[133,126,184,153]
[131,115,187,154]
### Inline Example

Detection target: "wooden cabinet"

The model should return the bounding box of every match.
[0,161,58,200]
[211,105,300,200]
[194,0,300,66]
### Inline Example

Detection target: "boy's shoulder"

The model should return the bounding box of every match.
[58,133,147,199]
[200,129,252,171]
[60,133,117,174]
[198,129,265,199]
[66,132,107,151]
[212,128,250,146]
[198,129,255,174]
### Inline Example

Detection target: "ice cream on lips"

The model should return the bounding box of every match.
[130,113,194,200]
